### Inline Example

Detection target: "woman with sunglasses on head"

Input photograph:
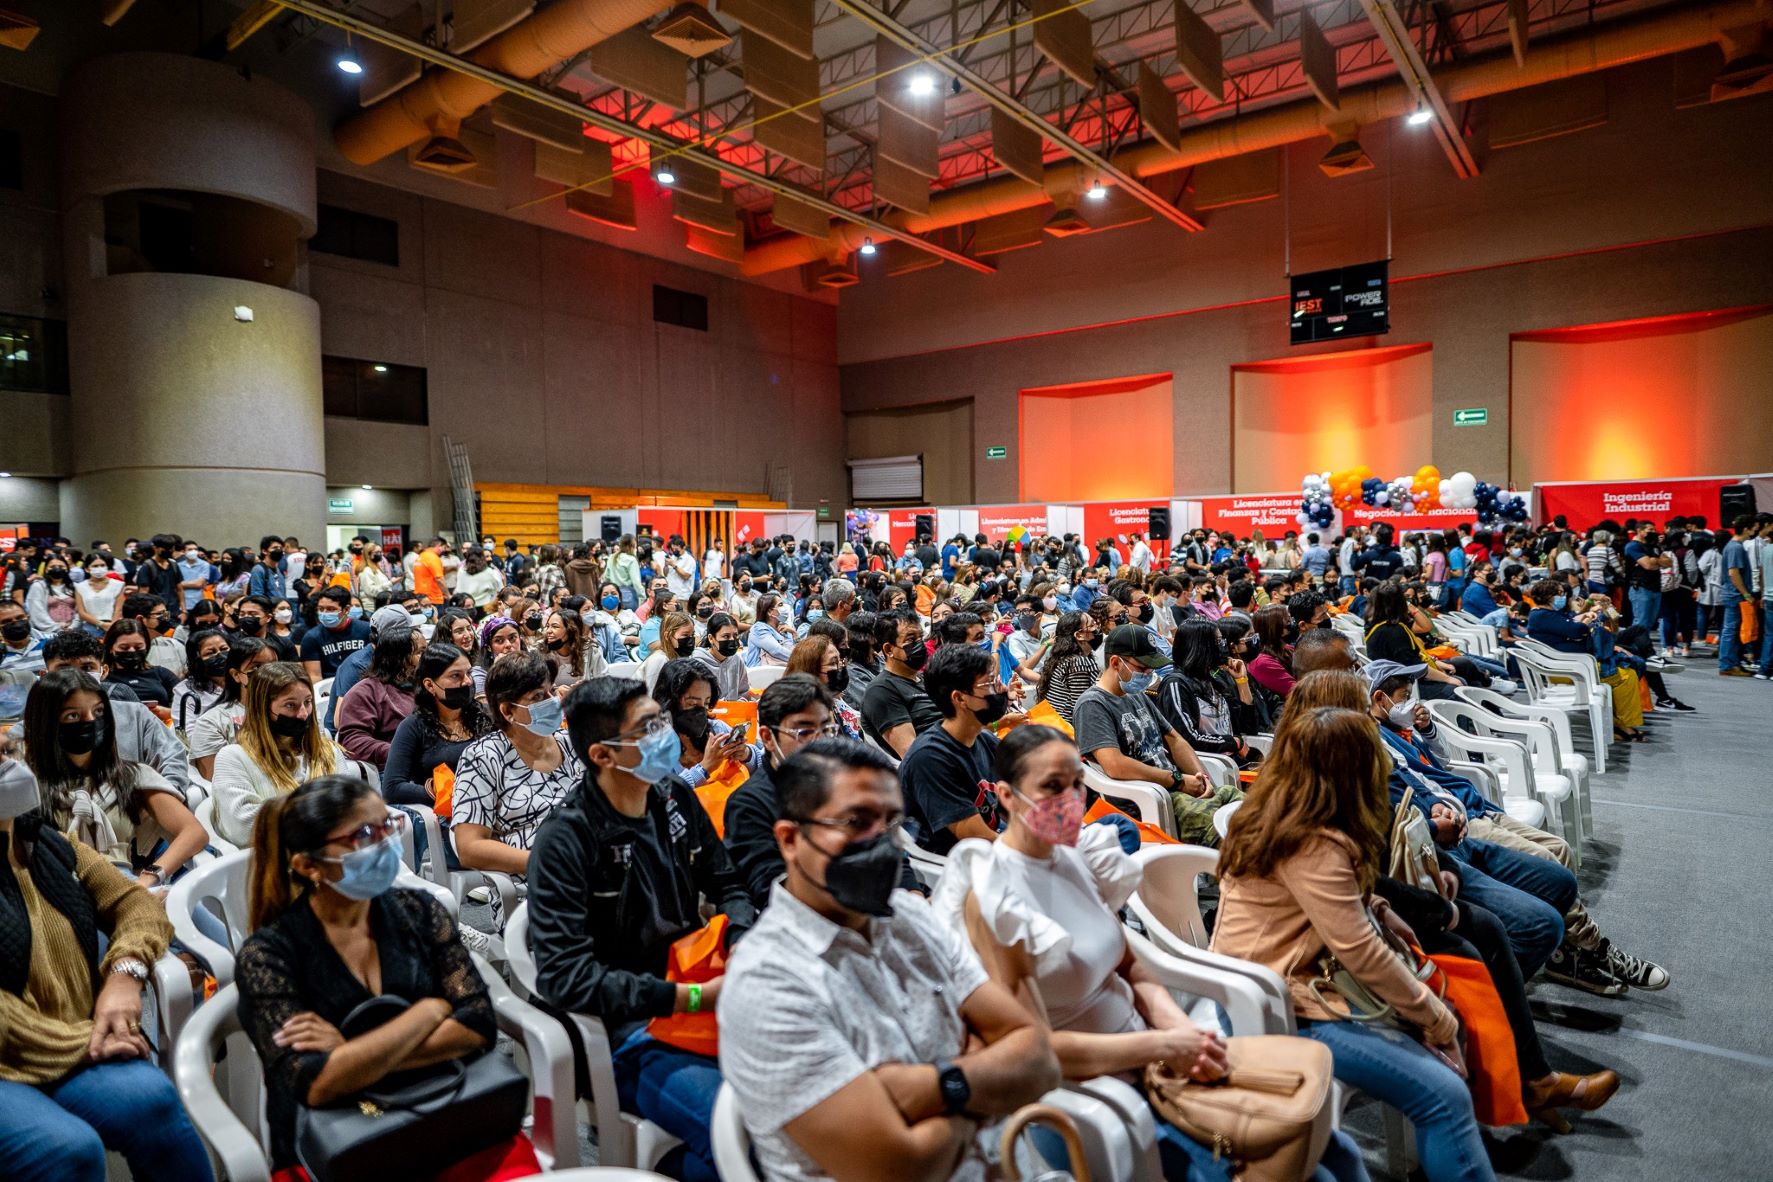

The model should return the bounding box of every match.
[0,755,215,1182]
[211,662,352,847]
[451,653,583,920]
[235,775,538,1182]
[933,724,1369,1182]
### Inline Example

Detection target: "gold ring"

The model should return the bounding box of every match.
[128,1020,141,1032]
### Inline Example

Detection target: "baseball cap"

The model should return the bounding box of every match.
[1104,624,1169,670]
[1361,659,1426,689]
[370,604,413,637]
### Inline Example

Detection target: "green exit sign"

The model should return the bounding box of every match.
[328,498,353,511]
[985,446,1008,460]
[1453,408,1488,427]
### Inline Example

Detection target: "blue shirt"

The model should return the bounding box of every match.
[1301,546,1332,576]
[940,543,960,579]
[248,562,288,602]
[1720,539,1751,605]
[1459,582,1499,619]
[323,643,374,734]
[177,557,212,609]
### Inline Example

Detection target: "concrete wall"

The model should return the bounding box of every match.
[838,58,1773,502]
[0,477,63,525]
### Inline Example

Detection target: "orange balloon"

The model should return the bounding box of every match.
[1416,465,1440,483]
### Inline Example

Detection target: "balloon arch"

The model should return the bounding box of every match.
[1299,466,1529,530]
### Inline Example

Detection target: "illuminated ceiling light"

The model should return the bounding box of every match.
[1085,179,1108,200]
[372,364,388,373]
[859,237,877,256]
[337,54,363,74]
[907,70,937,96]
[0,472,10,479]
[361,484,374,491]
[1406,104,1433,126]
[654,163,676,186]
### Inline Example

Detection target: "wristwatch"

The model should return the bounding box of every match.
[109,957,150,985]
[934,1059,971,1116]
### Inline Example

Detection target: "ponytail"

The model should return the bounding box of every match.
[249,794,297,932]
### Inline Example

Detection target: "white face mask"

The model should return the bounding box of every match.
[1384,690,1418,730]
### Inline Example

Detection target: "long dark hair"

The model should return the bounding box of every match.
[1363,581,1410,627]
[1170,618,1226,700]
[101,618,153,665]
[249,774,380,931]
[183,628,231,693]
[24,668,141,816]
[1251,604,1292,671]
[412,642,494,739]
[367,625,418,686]
[219,635,269,704]
[1036,611,1094,704]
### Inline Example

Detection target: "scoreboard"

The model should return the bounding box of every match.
[1289,260,1389,345]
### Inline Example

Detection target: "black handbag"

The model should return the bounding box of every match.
[295,996,529,1182]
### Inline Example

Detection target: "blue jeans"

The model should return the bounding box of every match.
[619,587,639,611]
[1627,587,1661,636]
[1341,575,1357,597]
[1719,601,1746,670]
[1760,603,1773,670]
[0,1058,215,1182]
[1444,837,1574,980]
[1300,1020,1493,1182]
[613,1031,721,1182]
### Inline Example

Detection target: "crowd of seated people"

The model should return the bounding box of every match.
[0,516,1722,1181]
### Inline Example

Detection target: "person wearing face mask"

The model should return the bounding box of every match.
[171,628,232,733]
[335,625,422,769]
[0,599,48,720]
[1073,625,1232,846]
[211,662,351,846]
[719,737,1060,1180]
[246,535,289,606]
[126,533,184,614]
[25,557,78,635]
[0,754,216,1182]
[743,592,795,668]
[451,653,583,921]
[860,609,944,758]
[171,542,212,615]
[233,776,532,1180]
[384,643,498,809]
[898,644,1013,856]
[1523,580,1648,741]
[1156,619,1263,769]
[101,619,177,711]
[74,556,125,637]
[224,593,292,662]
[689,610,750,701]
[528,676,757,1182]
[654,661,764,794]
[784,634,863,738]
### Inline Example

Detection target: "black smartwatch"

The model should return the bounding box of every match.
[934,1059,971,1116]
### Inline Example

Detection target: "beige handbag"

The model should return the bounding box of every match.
[1387,786,1445,896]
[1144,1036,1333,1182]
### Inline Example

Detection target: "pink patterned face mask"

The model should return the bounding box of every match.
[1017,788,1085,847]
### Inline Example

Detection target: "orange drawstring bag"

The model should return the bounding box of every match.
[694,760,750,839]
[431,764,456,821]
[646,915,729,1058]
[1423,953,1529,1128]
[1083,797,1179,846]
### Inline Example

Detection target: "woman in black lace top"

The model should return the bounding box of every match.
[234,775,518,1176]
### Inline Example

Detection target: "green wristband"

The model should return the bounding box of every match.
[687,983,703,1014]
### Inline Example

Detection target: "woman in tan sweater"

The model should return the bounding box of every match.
[1213,705,1494,1182]
[0,757,213,1181]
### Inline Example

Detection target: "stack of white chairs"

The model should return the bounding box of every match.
[1455,686,1594,837]
[404,802,520,924]
[1425,701,1582,866]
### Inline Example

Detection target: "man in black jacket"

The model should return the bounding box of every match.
[723,674,841,907]
[528,676,755,1182]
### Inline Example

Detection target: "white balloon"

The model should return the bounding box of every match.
[1440,489,1458,510]
[1451,471,1477,493]
[1376,491,1390,506]
[1461,493,1479,509]
[1303,474,1323,490]
[1297,512,1313,525]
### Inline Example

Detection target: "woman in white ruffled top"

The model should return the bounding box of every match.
[933,724,1369,1182]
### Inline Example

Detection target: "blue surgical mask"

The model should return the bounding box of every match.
[613,725,682,783]
[324,836,402,901]
[602,594,620,611]
[520,695,563,737]
[1121,666,1155,694]
[317,611,342,628]
[1552,595,1568,611]
[348,604,364,620]
[423,606,436,620]
[1084,579,1099,589]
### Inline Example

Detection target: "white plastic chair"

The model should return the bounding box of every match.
[192,791,241,854]
[405,803,519,921]
[1413,714,1552,831]
[860,729,902,768]
[1083,762,1176,837]
[606,661,642,680]
[746,664,786,693]
[1426,701,1581,865]
[891,824,948,891]
[1125,844,1221,954]
[1455,685,1593,837]
[1511,648,1610,774]
[506,902,684,1172]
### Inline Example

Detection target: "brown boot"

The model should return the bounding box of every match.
[1524,1069,1621,1131]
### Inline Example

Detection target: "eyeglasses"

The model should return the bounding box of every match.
[321,812,408,852]
[610,714,674,743]
[773,722,841,741]
[802,813,904,840]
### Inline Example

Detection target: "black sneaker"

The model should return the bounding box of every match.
[1544,945,1627,996]
[1655,698,1697,713]
[1601,939,1669,990]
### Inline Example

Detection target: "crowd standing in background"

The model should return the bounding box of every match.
[0,507,1742,1182]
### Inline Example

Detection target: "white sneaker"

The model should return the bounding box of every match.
[1490,678,1519,695]
[466,886,492,905]
[459,924,507,962]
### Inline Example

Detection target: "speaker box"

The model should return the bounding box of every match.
[1720,484,1758,525]
[600,515,623,543]
[1147,506,1171,541]
[915,513,933,539]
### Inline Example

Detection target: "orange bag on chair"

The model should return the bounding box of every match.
[992,698,1077,741]
[646,915,729,1057]
[431,764,456,821]
[711,699,757,730]
[1423,953,1529,1128]
[694,761,749,839]
[1083,797,1179,846]
[1426,645,1460,662]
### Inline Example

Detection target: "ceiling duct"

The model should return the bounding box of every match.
[590,25,689,108]
[410,133,479,173]
[1318,126,1374,176]
[451,0,535,53]
[1041,177,1091,237]
[335,0,671,165]
[813,254,861,288]
[0,7,42,49]
[650,2,731,57]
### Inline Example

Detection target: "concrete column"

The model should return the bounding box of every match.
[57,53,324,546]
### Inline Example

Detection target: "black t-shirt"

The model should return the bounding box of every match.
[1364,620,1423,666]
[860,670,943,750]
[971,546,1001,572]
[1354,546,1406,582]
[733,552,772,579]
[105,666,178,708]
[915,543,940,570]
[899,725,1003,855]
[133,558,182,611]
[723,763,783,909]
[299,618,373,677]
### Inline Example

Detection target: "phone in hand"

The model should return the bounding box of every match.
[730,723,750,745]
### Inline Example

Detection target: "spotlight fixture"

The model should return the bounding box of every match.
[1406,104,1433,126]
[654,164,676,186]
[907,71,936,96]
[1085,180,1108,200]
[360,484,374,491]
[337,32,363,75]
[372,364,388,373]
[0,472,10,479]
[859,237,877,256]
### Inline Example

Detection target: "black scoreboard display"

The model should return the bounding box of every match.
[1289,260,1389,345]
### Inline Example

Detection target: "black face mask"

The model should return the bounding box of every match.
[897,640,928,671]
[972,690,1009,726]
[111,650,148,671]
[236,617,264,635]
[1,619,30,643]
[45,568,67,582]
[439,684,475,711]
[202,653,230,677]
[674,706,712,748]
[524,614,544,631]
[809,829,901,918]
[696,605,715,619]
[1134,602,1154,624]
[716,638,741,658]
[1017,612,1040,634]
[268,713,309,739]
[59,719,105,756]
[825,665,850,694]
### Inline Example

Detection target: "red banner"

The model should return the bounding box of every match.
[1534,477,1744,532]
[1195,494,1304,535]
[1082,502,1170,562]
[1343,504,1478,534]
[732,512,769,547]
[976,504,1051,542]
